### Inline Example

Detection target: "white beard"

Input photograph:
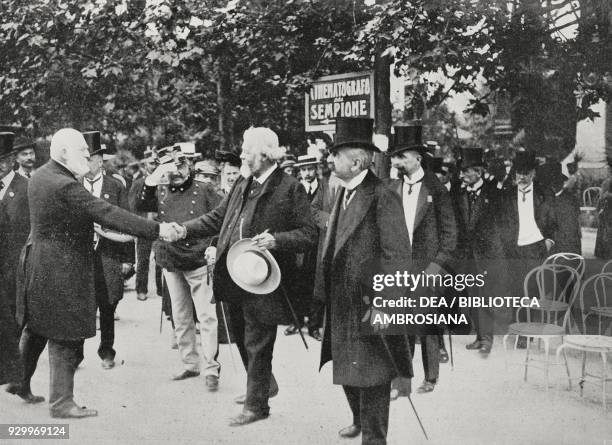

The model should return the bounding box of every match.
[65,155,90,177]
[240,163,252,179]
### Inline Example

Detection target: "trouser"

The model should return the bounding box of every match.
[18,326,47,393]
[408,335,440,383]
[94,254,118,361]
[135,238,153,295]
[19,327,84,414]
[163,266,220,376]
[343,383,391,445]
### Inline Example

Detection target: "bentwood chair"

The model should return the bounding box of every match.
[556,273,612,410]
[503,264,580,389]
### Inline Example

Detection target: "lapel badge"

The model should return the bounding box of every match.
[104,193,110,199]
[8,191,15,198]
[427,195,432,203]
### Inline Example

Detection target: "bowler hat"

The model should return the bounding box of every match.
[331,118,379,153]
[460,147,485,169]
[226,239,281,295]
[513,150,537,174]
[294,155,319,168]
[82,131,105,156]
[13,135,36,153]
[387,125,428,157]
[0,132,15,159]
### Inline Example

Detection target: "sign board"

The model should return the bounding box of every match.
[305,71,375,132]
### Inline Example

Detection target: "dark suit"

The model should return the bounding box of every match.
[452,182,505,345]
[17,160,159,415]
[86,175,135,360]
[183,167,316,415]
[386,171,457,384]
[320,170,413,445]
[549,188,581,255]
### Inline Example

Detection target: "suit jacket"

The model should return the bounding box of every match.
[319,170,413,387]
[0,173,30,310]
[498,184,557,258]
[550,188,581,255]
[16,160,159,340]
[183,168,316,325]
[93,175,136,304]
[386,171,457,271]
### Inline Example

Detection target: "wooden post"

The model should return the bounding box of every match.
[373,50,391,178]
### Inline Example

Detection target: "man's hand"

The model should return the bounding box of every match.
[205,246,217,264]
[361,295,390,332]
[544,238,554,252]
[252,230,276,250]
[121,263,133,276]
[145,163,177,187]
[159,222,186,242]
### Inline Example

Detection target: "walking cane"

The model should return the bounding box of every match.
[280,284,309,350]
[380,334,429,441]
[448,331,454,370]
[207,261,238,372]
[159,274,165,334]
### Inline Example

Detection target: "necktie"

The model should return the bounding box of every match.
[405,177,423,195]
[85,176,101,193]
[25,172,31,179]
[343,188,355,210]
[520,188,531,203]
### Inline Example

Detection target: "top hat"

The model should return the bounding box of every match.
[226,239,281,295]
[82,131,105,156]
[294,155,319,168]
[431,158,450,175]
[215,149,242,167]
[331,118,379,153]
[0,132,15,159]
[387,125,428,157]
[460,147,485,169]
[513,150,537,174]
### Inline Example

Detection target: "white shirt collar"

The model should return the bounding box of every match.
[342,169,369,191]
[254,164,277,185]
[17,167,32,178]
[85,172,103,183]
[404,166,425,184]
[301,178,318,190]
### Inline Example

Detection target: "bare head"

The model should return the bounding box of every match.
[240,127,284,178]
[331,147,372,181]
[50,129,90,177]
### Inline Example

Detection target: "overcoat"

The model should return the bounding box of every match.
[183,168,316,326]
[16,160,159,340]
[319,170,414,387]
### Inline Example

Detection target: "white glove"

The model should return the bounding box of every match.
[205,246,217,264]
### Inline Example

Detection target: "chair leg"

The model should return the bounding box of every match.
[601,352,608,411]
[543,338,550,391]
[502,334,509,371]
[524,337,531,382]
[562,347,572,390]
[580,351,587,397]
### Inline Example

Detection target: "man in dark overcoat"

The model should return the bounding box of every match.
[175,127,316,426]
[320,117,414,445]
[386,124,457,394]
[452,148,505,354]
[16,128,172,419]
[82,131,135,369]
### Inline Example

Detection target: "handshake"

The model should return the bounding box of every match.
[159,222,187,242]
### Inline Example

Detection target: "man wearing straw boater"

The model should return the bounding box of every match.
[172,127,316,426]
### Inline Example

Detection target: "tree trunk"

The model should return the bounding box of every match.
[216,57,232,151]
[373,50,391,178]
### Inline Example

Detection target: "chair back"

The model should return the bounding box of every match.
[578,272,612,335]
[544,252,585,280]
[602,259,612,274]
[519,264,580,327]
[583,186,601,208]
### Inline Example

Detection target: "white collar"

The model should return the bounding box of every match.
[1,170,15,187]
[467,178,484,192]
[518,185,533,194]
[17,167,32,178]
[302,178,318,189]
[342,169,369,191]
[254,164,277,185]
[85,172,103,183]
[404,167,425,184]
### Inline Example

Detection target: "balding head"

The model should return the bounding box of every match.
[240,127,284,178]
[50,128,91,177]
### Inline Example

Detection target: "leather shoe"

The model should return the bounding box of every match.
[338,424,361,438]
[5,383,45,404]
[205,375,219,391]
[439,348,449,363]
[416,380,436,394]
[479,343,492,354]
[466,339,481,350]
[229,409,269,427]
[234,382,278,404]
[308,328,322,341]
[101,358,115,370]
[51,406,98,419]
[171,370,200,381]
[284,325,300,336]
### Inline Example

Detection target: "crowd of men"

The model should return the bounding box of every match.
[0,117,611,445]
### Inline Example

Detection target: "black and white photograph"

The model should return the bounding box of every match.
[1,1,611,444]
